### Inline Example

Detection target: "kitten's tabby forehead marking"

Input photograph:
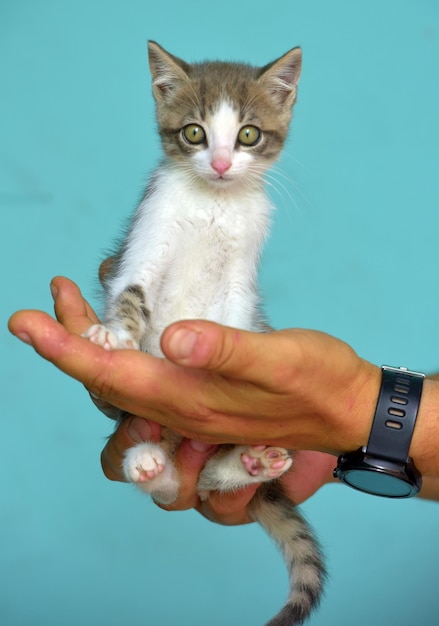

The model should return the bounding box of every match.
[147,42,302,167]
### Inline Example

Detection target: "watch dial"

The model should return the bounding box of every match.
[343,468,413,497]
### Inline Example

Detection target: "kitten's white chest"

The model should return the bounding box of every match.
[163,205,242,310]
[117,166,271,354]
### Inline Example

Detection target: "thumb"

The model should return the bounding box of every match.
[160,320,280,384]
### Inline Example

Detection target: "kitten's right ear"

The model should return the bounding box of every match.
[147,41,190,102]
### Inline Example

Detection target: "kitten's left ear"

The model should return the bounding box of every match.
[258,47,302,107]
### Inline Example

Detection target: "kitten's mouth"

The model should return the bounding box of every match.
[210,173,234,185]
[198,169,237,187]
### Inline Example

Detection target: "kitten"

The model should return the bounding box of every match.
[85,41,325,625]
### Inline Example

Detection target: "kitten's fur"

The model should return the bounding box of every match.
[86,42,325,625]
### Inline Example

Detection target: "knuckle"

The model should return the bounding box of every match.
[86,363,116,404]
[212,330,240,370]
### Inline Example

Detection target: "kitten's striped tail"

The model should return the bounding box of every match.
[248,482,326,626]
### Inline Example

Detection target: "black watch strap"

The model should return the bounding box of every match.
[367,366,425,462]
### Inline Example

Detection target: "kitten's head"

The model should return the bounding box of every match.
[147,41,302,189]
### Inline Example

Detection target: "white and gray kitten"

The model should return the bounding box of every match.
[86,41,325,625]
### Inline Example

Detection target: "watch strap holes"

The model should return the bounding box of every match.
[365,367,425,474]
[391,395,408,405]
[394,382,410,394]
[388,407,406,418]
[385,419,403,430]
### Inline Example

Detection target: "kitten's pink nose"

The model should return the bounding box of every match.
[211,158,231,176]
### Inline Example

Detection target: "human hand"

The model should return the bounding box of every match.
[8,275,336,522]
[8,275,380,457]
[102,416,336,524]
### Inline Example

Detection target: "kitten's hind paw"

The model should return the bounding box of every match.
[241,445,292,481]
[123,442,180,504]
[84,324,139,350]
[123,443,168,483]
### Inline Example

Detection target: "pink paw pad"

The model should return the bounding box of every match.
[84,324,139,351]
[134,463,164,483]
[241,445,292,480]
[123,443,168,485]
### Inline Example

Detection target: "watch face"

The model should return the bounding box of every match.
[343,468,414,498]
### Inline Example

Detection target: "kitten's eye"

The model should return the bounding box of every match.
[182,124,206,145]
[238,126,261,146]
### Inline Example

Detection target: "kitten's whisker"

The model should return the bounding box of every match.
[264,179,300,225]
[279,149,307,170]
[257,162,313,216]
[274,168,313,213]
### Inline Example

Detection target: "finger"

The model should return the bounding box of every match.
[197,484,258,525]
[161,320,298,387]
[157,439,217,512]
[51,276,99,332]
[280,451,337,505]
[8,309,223,433]
[101,416,162,481]
[8,309,151,401]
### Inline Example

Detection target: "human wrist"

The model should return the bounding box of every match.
[330,361,381,455]
[350,371,439,478]
[345,367,438,479]
[334,366,439,497]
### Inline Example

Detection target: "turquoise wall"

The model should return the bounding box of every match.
[2,1,439,625]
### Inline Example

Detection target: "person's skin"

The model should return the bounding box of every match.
[8,278,381,451]
[101,416,439,522]
[8,276,439,523]
[101,415,337,523]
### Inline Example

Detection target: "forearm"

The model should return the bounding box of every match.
[418,476,439,501]
[407,377,439,477]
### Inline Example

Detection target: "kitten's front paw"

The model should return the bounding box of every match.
[84,324,139,350]
[241,445,292,481]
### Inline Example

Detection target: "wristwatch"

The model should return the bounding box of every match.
[334,366,424,498]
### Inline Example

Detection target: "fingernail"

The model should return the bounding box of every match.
[189,440,216,453]
[127,417,152,443]
[16,332,32,345]
[50,283,58,300]
[168,328,199,362]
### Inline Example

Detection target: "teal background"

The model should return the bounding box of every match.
[2,1,439,625]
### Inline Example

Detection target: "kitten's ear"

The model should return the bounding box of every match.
[258,47,302,107]
[147,41,190,102]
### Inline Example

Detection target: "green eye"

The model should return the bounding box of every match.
[182,124,206,145]
[238,126,261,146]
